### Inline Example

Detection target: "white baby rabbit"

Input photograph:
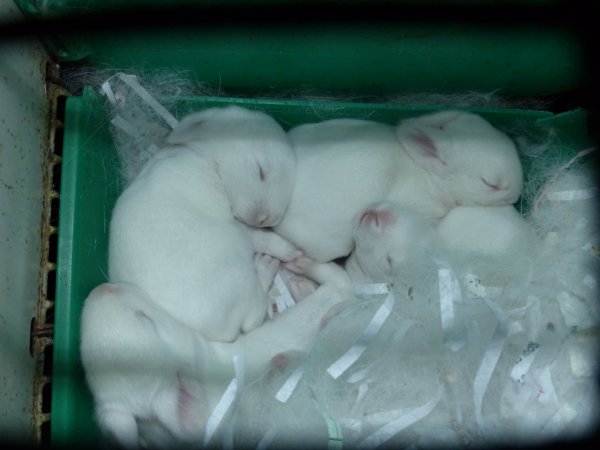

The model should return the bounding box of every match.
[274,118,402,263]
[345,201,445,283]
[109,106,299,342]
[275,110,523,262]
[349,202,536,277]
[436,205,537,257]
[80,283,211,449]
[164,105,296,228]
[279,201,443,300]
[82,270,351,448]
[393,109,523,211]
[286,200,534,294]
[347,202,535,281]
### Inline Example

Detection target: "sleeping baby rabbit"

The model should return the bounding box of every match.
[81,266,351,448]
[108,106,299,343]
[347,202,534,282]
[285,200,534,298]
[275,110,523,262]
[282,201,442,295]
[80,283,211,449]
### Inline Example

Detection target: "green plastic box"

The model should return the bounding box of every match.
[53,86,592,447]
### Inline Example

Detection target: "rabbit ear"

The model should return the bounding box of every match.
[396,110,467,177]
[166,113,207,145]
[397,128,451,177]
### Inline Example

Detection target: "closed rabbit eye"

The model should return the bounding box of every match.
[386,255,394,270]
[257,163,266,182]
[481,177,502,191]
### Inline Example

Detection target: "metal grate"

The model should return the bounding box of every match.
[30,61,69,447]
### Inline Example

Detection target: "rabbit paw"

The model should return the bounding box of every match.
[254,253,280,292]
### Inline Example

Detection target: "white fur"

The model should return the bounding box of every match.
[436,205,536,257]
[240,223,303,263]
[286,201,534,290]
[275,110,523,262]
[274,118,403,262]
[80,283,212,449]
[281,202,442,295]
[81,275,351,448]
[109,106,297,342]
[348,202,535,282]
[165,106,296,227]
[346,201,444,283]
[282,201,443,290]
[394,110,523,209]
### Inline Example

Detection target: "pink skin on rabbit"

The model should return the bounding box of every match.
[109,106,301,343]
[80,283,211,449]
[283,201,441,297]
[346,201,444,283]
[393,110,523,213]
[284,201,534,296]
[275,110,523,262]
[81,272,350,448]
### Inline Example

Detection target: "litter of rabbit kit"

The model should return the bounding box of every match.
[80,73,598,449]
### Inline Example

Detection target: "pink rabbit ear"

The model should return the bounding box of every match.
[396,127,451,177]
[408,130,439,158]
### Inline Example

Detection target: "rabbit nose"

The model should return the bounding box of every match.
[256,212,270,227]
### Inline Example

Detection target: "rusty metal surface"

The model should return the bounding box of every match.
[30,61,68,446]
[0,2,51,445]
